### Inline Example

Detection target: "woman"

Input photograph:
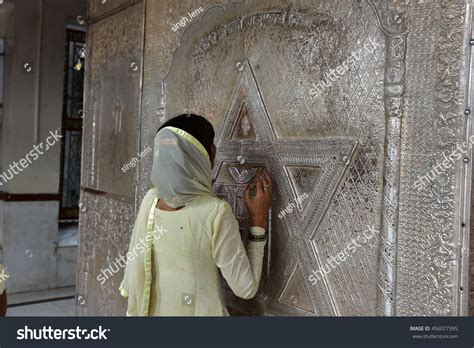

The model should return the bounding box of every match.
[120,114,272,316]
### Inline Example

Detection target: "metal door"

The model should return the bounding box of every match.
[78,0,472,316]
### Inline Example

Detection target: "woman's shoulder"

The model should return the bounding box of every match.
[144,187,158,200]
[191,195,233,217]
[191,196,235,233]
[136,188,158,216]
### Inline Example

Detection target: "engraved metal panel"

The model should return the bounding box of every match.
[76,191,134,316]
[147,0,385,316]
[396,0,470,316]
[77,1,144,315]
[82,2,144,199]
[80,0,472,316]
[140,0,471,316]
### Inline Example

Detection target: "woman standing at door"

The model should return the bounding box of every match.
[120,114,272,316]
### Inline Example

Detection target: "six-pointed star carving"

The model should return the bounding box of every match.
[212,60,358,315]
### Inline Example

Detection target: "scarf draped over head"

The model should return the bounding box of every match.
[120,126,215,316]
[151,126,215,208]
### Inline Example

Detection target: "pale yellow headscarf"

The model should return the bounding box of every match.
[120,126,216,316]
[151,126,215,208]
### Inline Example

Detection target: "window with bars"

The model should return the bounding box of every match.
[59,28,85,220]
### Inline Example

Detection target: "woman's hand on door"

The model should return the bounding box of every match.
[244,169,272,230]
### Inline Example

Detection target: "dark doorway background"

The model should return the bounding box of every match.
[59,28,85,221]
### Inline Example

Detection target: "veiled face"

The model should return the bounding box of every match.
[151,127,215,208]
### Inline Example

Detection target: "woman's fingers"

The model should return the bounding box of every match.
[247,169,272,204]
[264,170,272,187]
[255,179,264,197]
[257,169,271,191]
[257,169,270,186]
[244,184,252,204]
[261,170,272,206]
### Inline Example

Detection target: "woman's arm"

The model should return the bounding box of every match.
[212,204,267,299]
[212,170,272,300]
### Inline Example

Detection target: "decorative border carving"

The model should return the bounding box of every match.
[370,0,466,316]
[367,0,409,316]
[192,10,339,58]
[427,0,465,316]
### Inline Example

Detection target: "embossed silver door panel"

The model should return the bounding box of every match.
[77,1,145,315]
[79,0,472,316]
[145,0,387,316]
[82,2,144,200]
